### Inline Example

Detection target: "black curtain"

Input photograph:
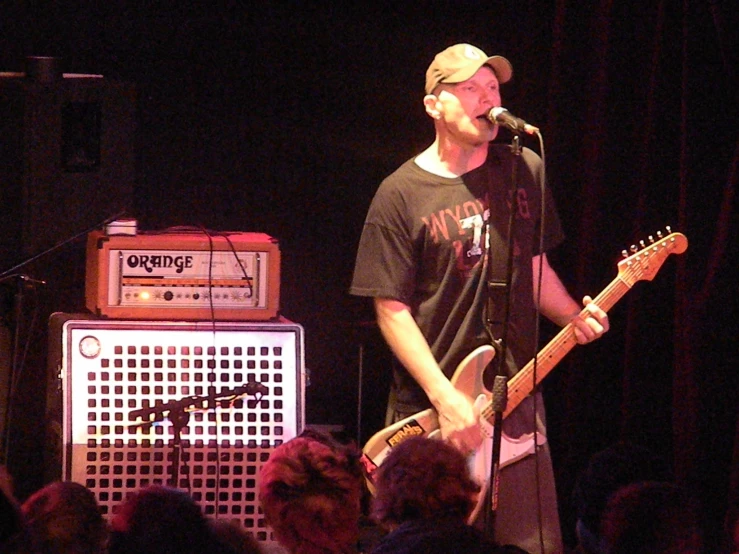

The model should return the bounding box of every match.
[0,2,736,550]
[539,1,738,549]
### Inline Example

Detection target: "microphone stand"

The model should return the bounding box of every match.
[0,210,128,464]
[128,383,267,488]
[481,135,522,540]
[0,277,33,463]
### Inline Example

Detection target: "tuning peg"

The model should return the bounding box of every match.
[622,250,629,258]
[657,231,663,239]
[648,235,655,243]
[666,225,672,233]
[630,244,638,253]
[639,240,646,248]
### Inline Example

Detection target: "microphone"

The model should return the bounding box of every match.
[487,107,540,135]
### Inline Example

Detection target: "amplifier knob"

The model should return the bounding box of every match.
[163,291,174,301]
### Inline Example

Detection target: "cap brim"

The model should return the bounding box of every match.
[486,55,513,84]
[444,55,513,86]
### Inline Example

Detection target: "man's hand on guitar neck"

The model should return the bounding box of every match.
[431,384,482,456]
[533,255,609,344]
[569,295,610,344]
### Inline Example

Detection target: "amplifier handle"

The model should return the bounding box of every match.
[116,251,123,306]
[255,253,261,304]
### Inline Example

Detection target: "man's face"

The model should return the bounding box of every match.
[434,65,502,146]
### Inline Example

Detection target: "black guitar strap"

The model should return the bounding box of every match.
[483,146,521,373]
[483,223,511,350]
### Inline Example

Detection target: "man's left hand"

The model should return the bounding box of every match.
[571,295,609,344]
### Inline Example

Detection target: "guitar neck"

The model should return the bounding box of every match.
[503,275,631,418]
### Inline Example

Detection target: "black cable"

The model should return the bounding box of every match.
[197,225,221,517]
[217,231,255,298]
[0,210,127,282]
[532,130,547,554]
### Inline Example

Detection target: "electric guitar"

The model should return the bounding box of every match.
[361,230,688,520]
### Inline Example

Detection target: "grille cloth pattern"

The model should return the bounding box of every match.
[60,320,304,543]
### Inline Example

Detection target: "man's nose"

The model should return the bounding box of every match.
[480,90,498,107]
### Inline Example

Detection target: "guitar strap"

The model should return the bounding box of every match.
[483,223,510,339]
[483,149,521,372]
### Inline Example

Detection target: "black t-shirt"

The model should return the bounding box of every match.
[351,143,564,413]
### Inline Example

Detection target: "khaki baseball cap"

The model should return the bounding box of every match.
[425,43,513,94]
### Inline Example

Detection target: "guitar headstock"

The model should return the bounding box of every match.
[617,228,688,286]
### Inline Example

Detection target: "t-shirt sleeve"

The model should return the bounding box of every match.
[349,175,417,303]
[350,223,415,302]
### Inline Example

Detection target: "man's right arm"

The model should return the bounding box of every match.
[374,297,481,454]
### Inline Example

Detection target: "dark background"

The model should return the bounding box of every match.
[1,2,737,550]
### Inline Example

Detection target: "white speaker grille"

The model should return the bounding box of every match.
[57,317,304,542]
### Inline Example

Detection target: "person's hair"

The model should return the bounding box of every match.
[208,519,263,554]
[109,484,222,554]
[20,480,108,554]
[600,480,703,554]
[258,430,365,553]
[370,435,480,528]
[572,440,671,546]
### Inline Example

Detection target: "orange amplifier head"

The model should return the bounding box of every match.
[85,230,280,320]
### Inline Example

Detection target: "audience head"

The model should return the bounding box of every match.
[600,480,703,554]
[208,519,263,554]
[20,480,108,554]
[258,429,365,554]
[572,440,671,553]
[109,484,223,554]
[370,435,480,529]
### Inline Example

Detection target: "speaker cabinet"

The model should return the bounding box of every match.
[48,314,305,543]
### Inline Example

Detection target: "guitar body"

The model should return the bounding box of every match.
[361,345,544,506]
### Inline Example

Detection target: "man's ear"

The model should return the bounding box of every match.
[423,94,443,120]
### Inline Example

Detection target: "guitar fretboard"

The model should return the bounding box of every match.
[480,231,687,423]
[502,278,631,418]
